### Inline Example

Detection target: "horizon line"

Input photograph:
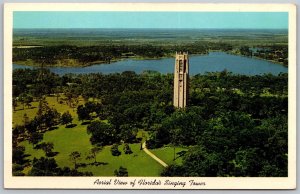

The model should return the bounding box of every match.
[13,27,288,30]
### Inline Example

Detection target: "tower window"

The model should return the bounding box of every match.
[179,60,183,72]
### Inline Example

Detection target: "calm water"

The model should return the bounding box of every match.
[13,52,288,76]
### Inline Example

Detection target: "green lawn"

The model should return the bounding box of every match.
[13,100,40,127]
[20,121,164,176]
[15,95,172,176]
[19,118,91,167]
[78,143,163,176]
[150,146,189,166]
[13,96,84,127]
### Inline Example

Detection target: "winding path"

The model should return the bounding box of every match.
[142,142,168,168]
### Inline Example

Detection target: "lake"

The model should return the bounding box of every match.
[13,52,288,76]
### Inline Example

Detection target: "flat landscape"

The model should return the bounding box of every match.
[13,29,288,67]
[12,28,288,177]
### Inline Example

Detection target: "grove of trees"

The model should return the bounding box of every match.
[12,68,288,177]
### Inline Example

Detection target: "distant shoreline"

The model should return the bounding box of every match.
[225,51,287,67]
[13,51,287,68]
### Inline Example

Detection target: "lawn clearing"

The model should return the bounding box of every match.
[19,118,92,169]
[13,96,85,127]
[150,146,189,166]
[78,143,164,176]
[20,118,164,176]
[16,95,166,176]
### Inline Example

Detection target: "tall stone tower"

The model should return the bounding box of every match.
[173,52,189,108]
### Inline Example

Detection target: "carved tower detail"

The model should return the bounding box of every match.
[173,52,189,108]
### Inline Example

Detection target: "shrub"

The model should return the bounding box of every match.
[123,143,133,154]
[114,166,128,177]
[111,144,121,156]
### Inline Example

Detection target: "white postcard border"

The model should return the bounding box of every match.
[3,3,297,189]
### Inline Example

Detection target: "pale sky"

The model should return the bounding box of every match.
[13,11,288,29]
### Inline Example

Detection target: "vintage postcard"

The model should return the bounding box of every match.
[3,3,296,189]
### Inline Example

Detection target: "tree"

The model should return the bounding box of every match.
[123,143,133,154]
[28,132,43,148]
[87,121,117,146]
[40,142,54,157]
[161,164,185,177]
[36,96,49,117]
[240,46,252,57]
[28,157,59,176]
[18,93,28,110]
[77,105,91,122]
[58,167,93,176]
[111,144,121,156]
[69,151,81,169]
[180,145,225,177]
[171,128,181,161]
[234,148,262,176]
[259,162,287,177]
[25,117,39,135]
[34,98,61,131]
[114,166,128,177]
[43,108,61,129]
[28,157,93,176]
[12,146,27,165]
[119,124,137,143]
[64,88,74,107]
[24,95,33,109]
[53,87,61,102]
[86,147,103,163]
[12,164,25,176]
[12,125,25,146]
[22,113,30,126]
[61,111,73,126]
[13,97,18,111]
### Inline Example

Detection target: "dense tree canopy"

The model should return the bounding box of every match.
[12,68,288,177]
[28,157,92,176]
[87,121,117,146]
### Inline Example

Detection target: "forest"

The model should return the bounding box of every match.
[12,68,288,177]
[12,43,210,66]
[13,43,288,67]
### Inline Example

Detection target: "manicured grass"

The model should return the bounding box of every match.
[78,143,163,176]
[13,101,40,127]
[19,141,45,160]
[150,146,189,166]
[42,119,93,168]
[13,96,85,127]
[19,118,91,169]
[20,121,163,176]
[16,95,166,176]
